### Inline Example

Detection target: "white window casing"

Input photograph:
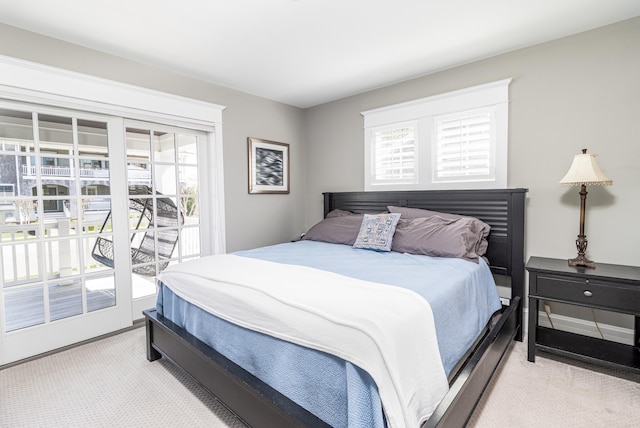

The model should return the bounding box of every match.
[362,79,511,191]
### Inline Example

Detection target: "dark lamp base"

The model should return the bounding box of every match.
[568,255,596,269]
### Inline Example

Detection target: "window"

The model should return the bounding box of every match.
[362,79,510,191]
[370,122,417,186]
[0,184,14,197]
[433,108,494,183]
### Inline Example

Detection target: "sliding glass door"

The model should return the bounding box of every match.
[0,105,132,364]
[123,121,206,316]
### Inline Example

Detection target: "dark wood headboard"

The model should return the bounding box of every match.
[323,188,527,303]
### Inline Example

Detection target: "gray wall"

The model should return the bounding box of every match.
[0,24,305,253]
[303,18,640,328]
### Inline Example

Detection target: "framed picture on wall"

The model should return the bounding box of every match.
[248,137,290,194]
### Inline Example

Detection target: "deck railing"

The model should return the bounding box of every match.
[1,218,201,287]
[20,165,111,179]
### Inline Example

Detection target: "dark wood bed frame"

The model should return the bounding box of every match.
[144,188,527,428]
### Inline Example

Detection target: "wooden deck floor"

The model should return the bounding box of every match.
[4,283,116,332]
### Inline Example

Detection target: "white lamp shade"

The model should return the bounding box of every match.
[559,151,612,186]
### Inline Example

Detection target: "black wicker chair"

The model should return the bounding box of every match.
[91,185,183,276]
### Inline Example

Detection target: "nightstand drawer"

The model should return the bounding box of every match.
[537,274,640,313]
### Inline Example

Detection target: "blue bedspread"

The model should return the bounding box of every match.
[157,241,501,428]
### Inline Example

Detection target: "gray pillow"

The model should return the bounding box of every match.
[387,205,490,256]
[391,216,485,262]
[352,213,401,252]
[302,210,364,245]
[325,209,356,219]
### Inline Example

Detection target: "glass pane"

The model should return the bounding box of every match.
[45,237,79,279]
[155,164,176,195]
[2,242,41,284]
[131,231,155,263]
[90,234,115,271]
[79,158,110,181]
[178,165,198,192]
[177,134,197,164]
[40,156,72,180]
[49,279,83,321]
[86,275,116,312]
[1,222,37,243]
[129,196,153,230]
[154,132,175,162]
[180,226,200,257]
[127,162,152,187]
[156,197,180,229]
[81,198,111,234]
[132,273,156,299]
[126,128,151,161]
[78,119,108,157]
[38,114,73,151]
[132,263,157,278]
[180,196,199,219]
[4,285,44,332]
[0,199,20,227]
[7,198,38,228]
[41,209,76,239]
[83,237,112,274]
[0,109,33,141]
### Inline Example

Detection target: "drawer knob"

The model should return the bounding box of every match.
[583,290,593,297]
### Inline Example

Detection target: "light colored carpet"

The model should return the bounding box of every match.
[0,327,246,428]
[469,337,640,427]
[1,327,639,427]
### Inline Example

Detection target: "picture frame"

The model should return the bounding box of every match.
[248,137,290,194]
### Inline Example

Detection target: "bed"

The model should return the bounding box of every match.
[144,188,527,427]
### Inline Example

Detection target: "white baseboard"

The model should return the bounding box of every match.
[522,308,634,346]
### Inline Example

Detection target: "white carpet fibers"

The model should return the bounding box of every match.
[469,337,640,427]
[1,327,246,428]
[1,327,639,427]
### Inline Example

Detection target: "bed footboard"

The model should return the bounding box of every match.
[424,296,520,427]
[144,308,331,428]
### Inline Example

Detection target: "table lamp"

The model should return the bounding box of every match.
[559,149,612,268]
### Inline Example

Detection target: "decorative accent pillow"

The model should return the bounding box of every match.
[387,205,491,257]
[302,210,365,245]
[352,213,402,252]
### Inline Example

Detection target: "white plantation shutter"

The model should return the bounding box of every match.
[435,109,494,182]
[362,79,509,190]
[372,125,416,184]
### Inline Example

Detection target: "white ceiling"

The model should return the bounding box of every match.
[1,0,639,108]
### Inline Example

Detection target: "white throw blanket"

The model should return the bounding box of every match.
[159,254,449,427]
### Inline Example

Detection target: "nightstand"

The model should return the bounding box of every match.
[526,256,640,372]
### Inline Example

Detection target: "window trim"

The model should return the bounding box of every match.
[0,55,224,129]
[362,79,511,191]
